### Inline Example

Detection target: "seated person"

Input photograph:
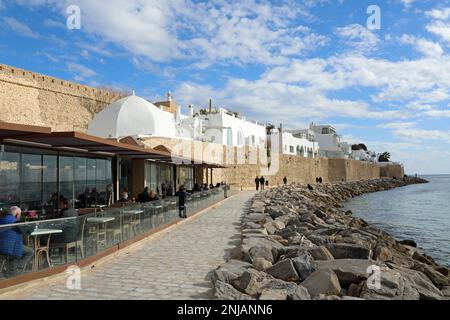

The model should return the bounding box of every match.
[209,183,214,189]
[118,191,131,203]
[216,183,221,188]
[0,207,34,276]
[203,184,209,191]
[148,190,159,202]
[137,187,151,203]
[193,183,200,192]
[51,200,79,244]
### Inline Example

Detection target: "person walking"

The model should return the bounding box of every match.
[283,176,287,185]
[255,176,260,191]
[259,176,265,190]
[177,185,188,218]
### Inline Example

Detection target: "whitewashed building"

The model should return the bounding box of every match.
[269,126,319,158]
[88,93,266,149]
[197,108,266,148]
[308,123,352,159]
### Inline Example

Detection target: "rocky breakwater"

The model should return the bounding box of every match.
[212,177,450,300]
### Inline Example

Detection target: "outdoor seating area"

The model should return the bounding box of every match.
[0,186,230,280]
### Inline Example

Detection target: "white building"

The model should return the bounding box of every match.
[269,127,319,158]
[308,123,352,159]
[88,93,266,149]
[88,94,177,139]
[193,107,266,148]
[351,149,378,162]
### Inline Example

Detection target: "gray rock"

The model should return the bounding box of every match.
[267,259,300,282]
[301,269,341,298]
[291,254,317,281]
[399,239,417,247]
[326,243,371,259]
[316,259,376,286]
[310,246,334,261]
[259,288,288,300]
[232,237,283,263]
[411,261,448,287]
[291,285,311,300]
[211,259,252,284]
[214,281,253,300]
[252,258,273,271]
[231,268,297,298]
[249,246,274,263]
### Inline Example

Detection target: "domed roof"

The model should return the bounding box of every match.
[88,94,177,139]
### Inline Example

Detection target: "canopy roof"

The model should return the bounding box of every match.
[0,122,225,168]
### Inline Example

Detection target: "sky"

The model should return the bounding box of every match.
[0,0,450,174]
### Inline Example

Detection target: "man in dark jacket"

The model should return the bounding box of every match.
[177,186,188,218]
[255,176,260,191]
[137,187,151,203]
[283,176,287,185]
[259,176,265,190]
[0,207,34,276]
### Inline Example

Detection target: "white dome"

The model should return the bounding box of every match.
[88,95,177,139]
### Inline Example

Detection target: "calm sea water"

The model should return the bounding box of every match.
[344,175,450,267]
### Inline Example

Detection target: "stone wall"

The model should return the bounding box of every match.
[140,137,381,190]
[379,164,405,179]
[0,63,124,131]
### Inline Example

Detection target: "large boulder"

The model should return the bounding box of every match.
[325,243,371,260]
[266,259,300,282]
[310,246,334,261]
[316,259,377,286]
[231,268,298,298]
[249,246,274,263]
[388,264,444,300]
[291,285,311,300]
[300,269,341,298]
[411,262,448,287]
[214,281,253,300]
[259,289,288,300]
[291,254,317,281]
[252,258,273,271]
[373,245,394,262]
[211,260,252,284]
[232,237,283,263]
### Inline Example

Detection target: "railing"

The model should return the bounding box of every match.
[0,186,235,281]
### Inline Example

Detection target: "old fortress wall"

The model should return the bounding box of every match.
[0,63,124,131]
[0,63,399,187]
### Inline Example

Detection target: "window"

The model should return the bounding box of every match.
[322,128,330,134]
[59,156,74,204]
[289,146,294,153]
[237,131,244,146]
[0,152,20,207]
[226,128,233,146]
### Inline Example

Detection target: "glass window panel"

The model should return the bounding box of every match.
[59,156,74,205]
[0,152,20,209]
[20,154,43,211]
[74,157,87,208]
[42,155,58,217]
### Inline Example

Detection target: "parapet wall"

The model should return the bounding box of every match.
[379,163,404,179]
[0,63,124,131]
[141,137,381,189]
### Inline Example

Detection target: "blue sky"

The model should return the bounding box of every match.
[1,0,450,174]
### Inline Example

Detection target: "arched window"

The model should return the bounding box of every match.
[237,131,244,146]
[227,128,233,146]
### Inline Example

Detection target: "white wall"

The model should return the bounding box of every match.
[200,109,266,147]
[271,131,319,157]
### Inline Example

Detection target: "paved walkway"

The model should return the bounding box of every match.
[0,192,254,300]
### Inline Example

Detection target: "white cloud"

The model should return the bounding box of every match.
[426,20,450,44]
[400,34,443,57]
[3,17,40,38]
[378,122,450,143]
[424,109,450,117]
[426,8,450,20]
[15,0,325,66]
[335,24,380,53]
[67,62,96,81]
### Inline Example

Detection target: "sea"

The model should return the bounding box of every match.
[344,175,450,267]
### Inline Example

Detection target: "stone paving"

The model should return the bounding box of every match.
[0,191,254,300]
